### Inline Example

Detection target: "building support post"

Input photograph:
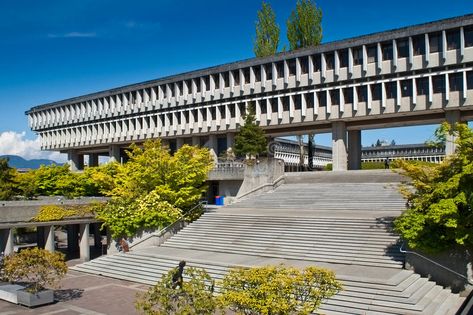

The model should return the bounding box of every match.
[207,134,218,162]
[68,150,84,171]
[0,228,14,255]
[88,153,99,167]
[109,145,121,163]
[308,134,315,170]
[226,132,235,149]
[445,110,461,156]
[79,223,90,262]
[44,225,55,252]
[332,122,348,171]
[176,138,184,150]
[348,130,362,170]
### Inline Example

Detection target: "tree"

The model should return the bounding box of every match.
[0,158,17,200]
[135,267,216,315]
[286,0,322,50]
[254,1,280,57]
[394,123,473,252]
[219,265,342,315]
[234,102,267,158]
[96,139,213,238]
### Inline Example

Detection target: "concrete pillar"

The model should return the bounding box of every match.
[44,225,55,252]
[36,226,46,248]
[192,136,200,146]
[445,110,461,156]
[67,224,79,254]
[176,138,184,150]
[308,134,315,170]
[68,150,84,171]
[109,145,121,163]
[93,223,102,250]
[332,122,348,171]
[88,153,99,167]
[207,134,218,162]
[0,228,14,255]
[79,223,90,262]
[226,132,235,149]
[348,130,362,170]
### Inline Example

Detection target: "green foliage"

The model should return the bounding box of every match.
[32,204,96,222]
[234,102,268,158]
[287,0,323,50]
[394,123,473,252]
[96,139,213,238]
[3,248,68,293]
[254,1,280,57]
[323,163,332,171]
[361,162,385,170]
[0,158,17,200]
[218,264,342,315]
[135,267,216,315]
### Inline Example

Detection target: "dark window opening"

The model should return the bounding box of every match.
[306,93,314,108]
[271,98,278,112]
[195,79,201,93]
[184,111,189,122]
[313,54,321,71]
[465,26,473,47]
[261,100,267,114]
[230,104,235,118]
[213,74,220,89]
[343,87,353,104]
[352,47,362,65]
[219,105,226,119]
[201,109,207,121]
[162,85,167,98]
[467,71,473,89]
[416,77,429,95]
[186,80,192,93]
[357,86,367,102]
[277,61,284,78]
[385,82,397,99]
[382,42,393,60]
[223,72,229,88]
[371,84,381,101]
[449,73,463,91]
[288,59,296,75]
[367,45,377,63]
[429,32,442,53]
[412,35,425,55]
[317,91,327,107]
[294,95,302,110]
[447,29,460,50]
[330,89,339,105]
[265,64,273,79]
[176,113,181,125]
[210,107,216,120]
[325,53,334,70]
[178,82,183,96]
[233,70,240,85]
[432,75,445,94]
[238,102,246,115]
[400,79,412,97]
[339,49,348,68]
[300,56,309,73]
[170,85,175,98]
[282,96,289,111]
[397,39,409,58]
[243,68,251,84]
[254,66,261,82]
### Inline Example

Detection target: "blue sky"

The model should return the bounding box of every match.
[0,0,472,160]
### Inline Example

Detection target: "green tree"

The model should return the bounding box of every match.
[0,158,17,200]
[135,267,216,315]
[234,102,267,158]
[254,1,280,57]
[394,122,473,252]
[286,0,323,50]
[218,264,342,315]
[96,139,213,238]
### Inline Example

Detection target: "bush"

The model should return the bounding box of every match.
[3,248,68,293]
[135,267,216,315]
[32,204,96,222]
[218,264,342,315]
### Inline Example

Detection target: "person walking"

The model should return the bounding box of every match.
[172,260,186,289]
[384,157,390,169]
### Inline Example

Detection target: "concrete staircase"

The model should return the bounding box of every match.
[72,170,466,314]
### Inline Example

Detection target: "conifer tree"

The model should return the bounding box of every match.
[287,0,323,50]
[254,1,280,57]
[234,102,267,158]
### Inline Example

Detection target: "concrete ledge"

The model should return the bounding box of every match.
[0,283,24,304]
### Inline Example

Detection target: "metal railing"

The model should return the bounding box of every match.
[400,241,473,285]
[129,200,208,250]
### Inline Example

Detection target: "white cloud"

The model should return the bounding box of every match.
[48,32,97,38]
[0,131,66,163]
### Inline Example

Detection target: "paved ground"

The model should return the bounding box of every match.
[0,260,150,315]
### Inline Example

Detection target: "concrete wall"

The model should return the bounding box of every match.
[237,158,285,198]
[405,246,473,294]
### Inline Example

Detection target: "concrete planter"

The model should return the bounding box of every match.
[17,289,54,307]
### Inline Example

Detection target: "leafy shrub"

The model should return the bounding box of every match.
[32,204,96,222]
[3,248,68,293]
[135,267,216,315]
[218,264,342,315]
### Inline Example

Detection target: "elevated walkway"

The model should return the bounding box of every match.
[72,170,465,314]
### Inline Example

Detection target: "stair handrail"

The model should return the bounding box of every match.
[399,241,473,285]
[129,200,208,249]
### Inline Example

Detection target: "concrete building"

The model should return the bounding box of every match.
[27,15,473,171]
[362,143,446,163]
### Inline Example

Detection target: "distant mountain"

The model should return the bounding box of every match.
[0,155,62,169]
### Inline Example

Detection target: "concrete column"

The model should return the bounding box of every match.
[93,223,102,250]
[79,223,90,262]
[88,153,99,167]
[109,145,121,163]
[226,132,235,149]
[332,122,348,171]
[44,225,55,252]
[36,226,46,248]
[348,130,362,170]
[67,224,79,254]
[445,110,461,156]
[68,150,82,171]
[0,228,14,255]
[192,136,200,146]
[207,134,218,161]
[176,138,184,150]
